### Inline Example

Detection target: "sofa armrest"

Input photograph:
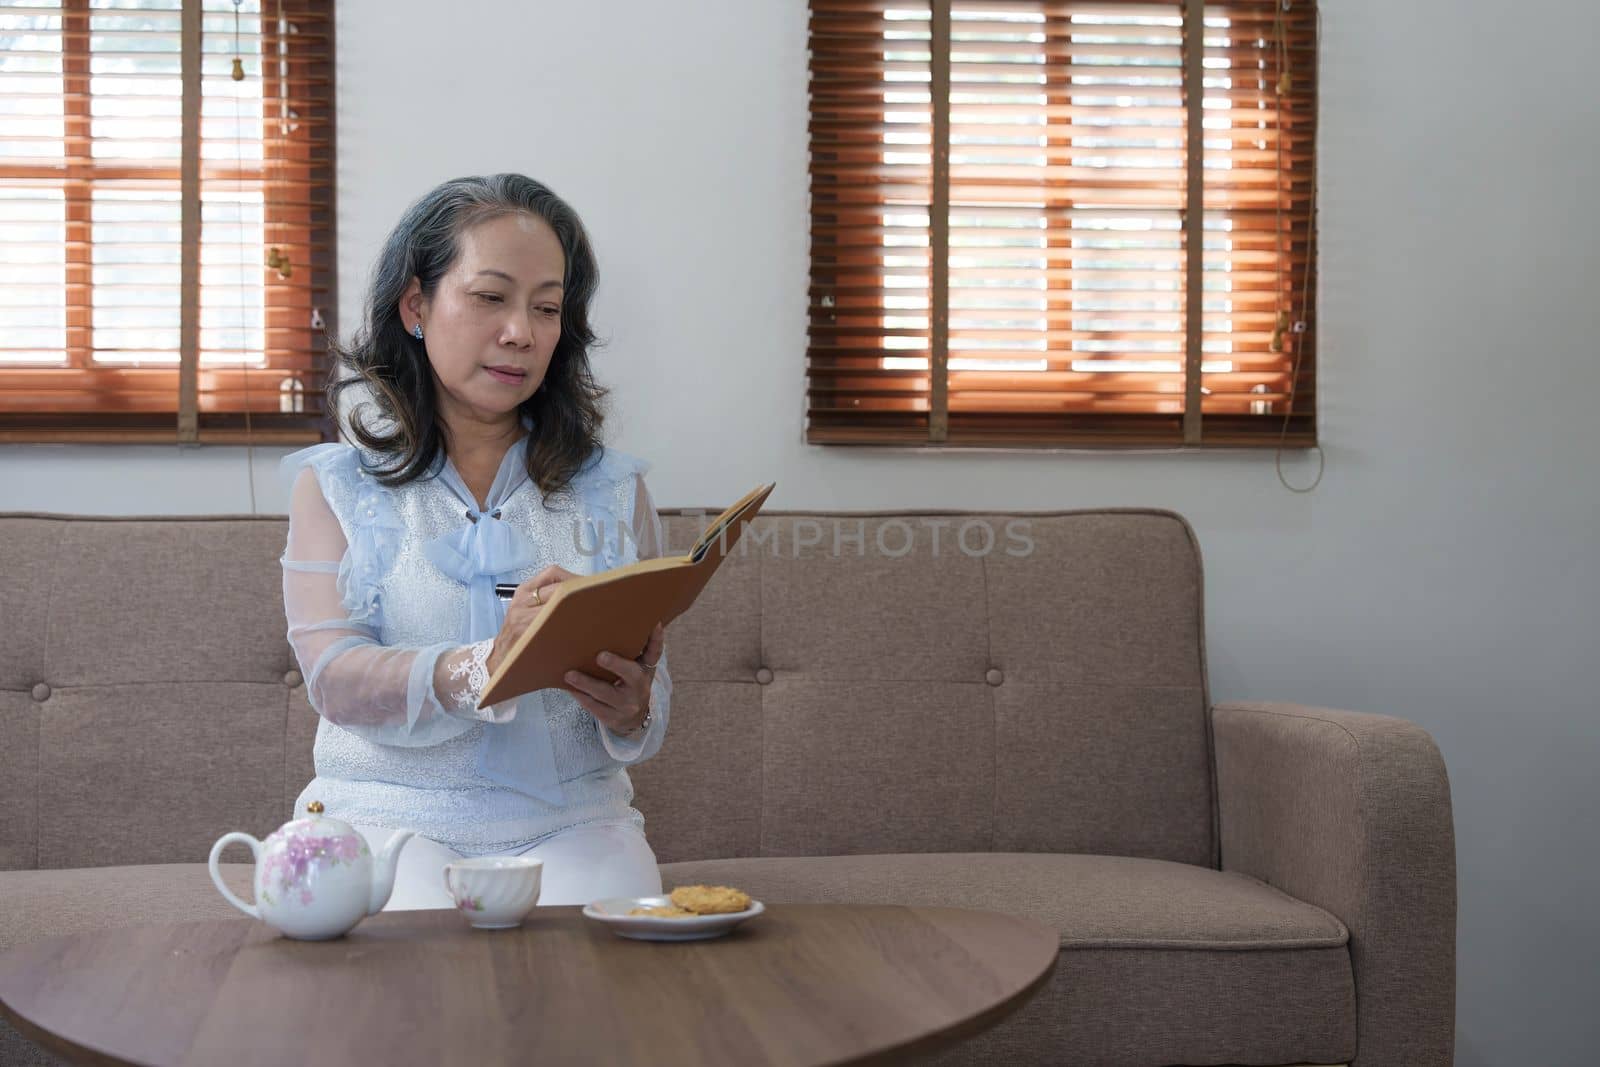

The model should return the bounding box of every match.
[1212,701,1456,1067]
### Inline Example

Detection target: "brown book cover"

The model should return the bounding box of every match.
[478,481,776,707]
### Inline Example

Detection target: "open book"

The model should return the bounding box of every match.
[477,481,777,707]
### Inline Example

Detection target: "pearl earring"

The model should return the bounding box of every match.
[412,323,424,340]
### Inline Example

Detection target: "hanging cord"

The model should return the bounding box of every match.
[1270,0,1323,492]
[231,0,258,512]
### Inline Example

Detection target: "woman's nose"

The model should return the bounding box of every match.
[500,313,534,348]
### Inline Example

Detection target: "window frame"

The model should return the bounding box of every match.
[0,0,336,445]
[805,0,1319,450]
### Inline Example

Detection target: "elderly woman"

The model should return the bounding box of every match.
[281,174,670,909]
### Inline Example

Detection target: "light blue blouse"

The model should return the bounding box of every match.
[279,439,671,855]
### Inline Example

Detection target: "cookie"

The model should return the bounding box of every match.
[669,885,752,915]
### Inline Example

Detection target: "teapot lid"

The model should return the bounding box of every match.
[291,799,355,836]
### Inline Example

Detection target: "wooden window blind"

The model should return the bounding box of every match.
[0,0,334,444]
[807,0,1317,448]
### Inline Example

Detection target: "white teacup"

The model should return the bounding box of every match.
[444,856,543,929]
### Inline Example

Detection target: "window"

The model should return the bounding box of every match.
[0,0,334,443]
[807,0,1317,448]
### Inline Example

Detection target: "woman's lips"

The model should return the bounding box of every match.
[484,365,528,385]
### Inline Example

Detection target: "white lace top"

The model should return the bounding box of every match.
[280,439,671,855]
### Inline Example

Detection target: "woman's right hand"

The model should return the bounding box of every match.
[487,565,580,675]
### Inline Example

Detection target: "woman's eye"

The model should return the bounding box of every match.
[541,306,561,317]
[474,292,504,304]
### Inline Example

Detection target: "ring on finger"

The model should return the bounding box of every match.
[532,586,542,606]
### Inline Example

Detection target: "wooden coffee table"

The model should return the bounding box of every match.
[0,903,1057,1066]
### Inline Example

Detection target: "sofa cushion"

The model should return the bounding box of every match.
[737,511,1215,868]
[659,852,1357,1067]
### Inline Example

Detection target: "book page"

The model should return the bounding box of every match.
[691,483,772,562]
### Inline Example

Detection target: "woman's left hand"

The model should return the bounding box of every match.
[564,622,666,735]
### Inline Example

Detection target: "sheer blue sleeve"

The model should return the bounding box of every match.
[279,444,515,748]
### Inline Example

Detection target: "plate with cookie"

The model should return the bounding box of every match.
[583,884,764,942]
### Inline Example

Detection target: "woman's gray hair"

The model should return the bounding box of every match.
[328,173,609,497]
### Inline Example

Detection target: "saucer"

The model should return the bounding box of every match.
[582,896,765,941]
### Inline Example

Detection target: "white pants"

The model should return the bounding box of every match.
[351,820,663,911]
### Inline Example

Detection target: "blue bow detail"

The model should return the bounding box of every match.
[422,507,540,644]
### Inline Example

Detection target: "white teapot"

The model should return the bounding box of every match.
[208,801,414,940]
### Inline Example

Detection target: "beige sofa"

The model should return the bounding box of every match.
[0,509,1455,1066]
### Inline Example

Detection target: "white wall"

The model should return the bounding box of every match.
[3,1,1596,1061]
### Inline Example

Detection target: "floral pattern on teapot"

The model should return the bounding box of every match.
[259,828,369,908]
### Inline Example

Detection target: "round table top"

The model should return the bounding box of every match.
[0,903,1058,1067]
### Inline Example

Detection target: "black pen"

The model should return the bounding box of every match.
[494,583,518,601]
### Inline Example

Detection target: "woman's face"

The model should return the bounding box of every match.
[401,212,567,426]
